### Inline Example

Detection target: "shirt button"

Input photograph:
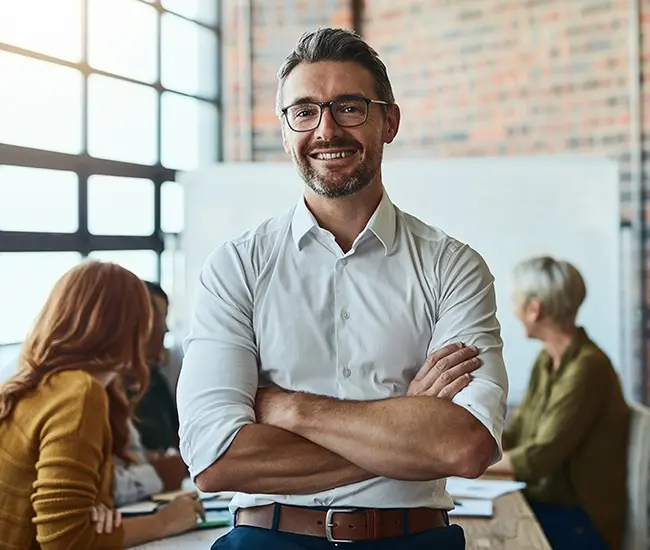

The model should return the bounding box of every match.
[343,367,351,378]
[341,310,350,320]
[341,259,348,266]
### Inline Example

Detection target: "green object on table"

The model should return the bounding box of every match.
[196,509,232,529]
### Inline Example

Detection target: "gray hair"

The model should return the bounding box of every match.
[511,256,587,328]
[276,27,395,116]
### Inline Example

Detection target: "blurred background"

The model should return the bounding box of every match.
[0,0,648,401]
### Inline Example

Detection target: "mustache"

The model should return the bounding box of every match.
[306,139,362,154]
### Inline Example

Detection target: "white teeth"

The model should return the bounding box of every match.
[314,151,354,160]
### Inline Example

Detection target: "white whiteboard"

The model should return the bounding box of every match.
[177,157,622,404]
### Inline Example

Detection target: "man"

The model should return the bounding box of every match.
[177,28,508,549]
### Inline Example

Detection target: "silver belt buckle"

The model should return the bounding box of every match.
[325,507,357,543]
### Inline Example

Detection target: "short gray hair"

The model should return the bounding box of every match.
[276,27,395,116]
[511,256,587,327]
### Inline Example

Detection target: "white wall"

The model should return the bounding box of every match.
[177,156,623,404]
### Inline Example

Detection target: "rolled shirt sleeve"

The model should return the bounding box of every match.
[177,242,259,480]
[429,244,509,464]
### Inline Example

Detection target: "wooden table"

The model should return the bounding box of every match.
[453,490,552,550]
[132,491,551,550]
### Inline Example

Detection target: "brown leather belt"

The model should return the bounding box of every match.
[235,504,448,543]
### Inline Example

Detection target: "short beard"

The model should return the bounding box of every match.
[294,142,384,198]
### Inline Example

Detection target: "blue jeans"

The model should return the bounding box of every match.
[212,524,466,549]
[528,501,608,550]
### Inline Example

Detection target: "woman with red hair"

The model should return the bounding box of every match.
[0,261,202,549]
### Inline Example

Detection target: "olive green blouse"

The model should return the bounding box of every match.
[504,328,628,550]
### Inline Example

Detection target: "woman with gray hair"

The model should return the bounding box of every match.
[487,256,628,550]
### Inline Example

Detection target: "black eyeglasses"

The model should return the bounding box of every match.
[281,95,390,133]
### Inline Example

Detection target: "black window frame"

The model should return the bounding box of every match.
[0,0,223,279]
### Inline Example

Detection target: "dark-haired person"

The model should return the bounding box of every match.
[0,261,203,549]
[133,281,180,454]
[177,28,509,549]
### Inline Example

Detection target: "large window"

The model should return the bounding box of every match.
[0,0,221,345]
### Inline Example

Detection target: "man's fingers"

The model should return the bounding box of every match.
[413,343,464,381]
[433,374,472,400]
[420,346,479,386]
[428,356,482,394]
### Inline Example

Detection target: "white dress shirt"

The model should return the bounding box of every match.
[177,190,508,512]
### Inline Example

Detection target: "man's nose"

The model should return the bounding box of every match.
[313,106,341,141]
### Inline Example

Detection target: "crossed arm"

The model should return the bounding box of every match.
[177,244,508,494]
[188,344,488,495]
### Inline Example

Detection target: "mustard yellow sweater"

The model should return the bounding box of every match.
[0,369,124,549]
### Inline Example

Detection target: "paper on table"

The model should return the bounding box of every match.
[446,477,526,500]
[448,498,493,518]
[117,501,158,515]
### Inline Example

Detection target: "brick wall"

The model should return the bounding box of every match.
[223,0,352,162]
[222,0,650,397]
[363,1,634,215]
[224,1,636,209]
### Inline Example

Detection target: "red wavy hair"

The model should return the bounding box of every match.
[0,260,153,463]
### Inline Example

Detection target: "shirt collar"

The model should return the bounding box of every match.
[366,190,397,254]
[291,198,319,250]
[291,190,397,254]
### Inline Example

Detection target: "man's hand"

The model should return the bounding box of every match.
[254,386,294,428]
[407,343,481,399]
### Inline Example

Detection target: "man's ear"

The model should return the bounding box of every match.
[383,104,401,145]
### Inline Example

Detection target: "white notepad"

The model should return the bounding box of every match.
[117,501,158,515]
[446,477,526,500]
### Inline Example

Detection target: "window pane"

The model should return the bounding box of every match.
[0,0,82,62]
[161,181,184,234]
[89,0,158,83]
[88,75,158,165]
[89,250,158,281]
[162,93,217,171]
[0,166,78,232]
[161,14,218,99]
[0,53,82,153]
[88,175,154,236]
[162,0,218,25]
[0,252,81,345]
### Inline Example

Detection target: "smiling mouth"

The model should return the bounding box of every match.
[309,150,358,160]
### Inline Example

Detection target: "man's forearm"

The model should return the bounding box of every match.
[280,394,495,481]
[194,424,375,494]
